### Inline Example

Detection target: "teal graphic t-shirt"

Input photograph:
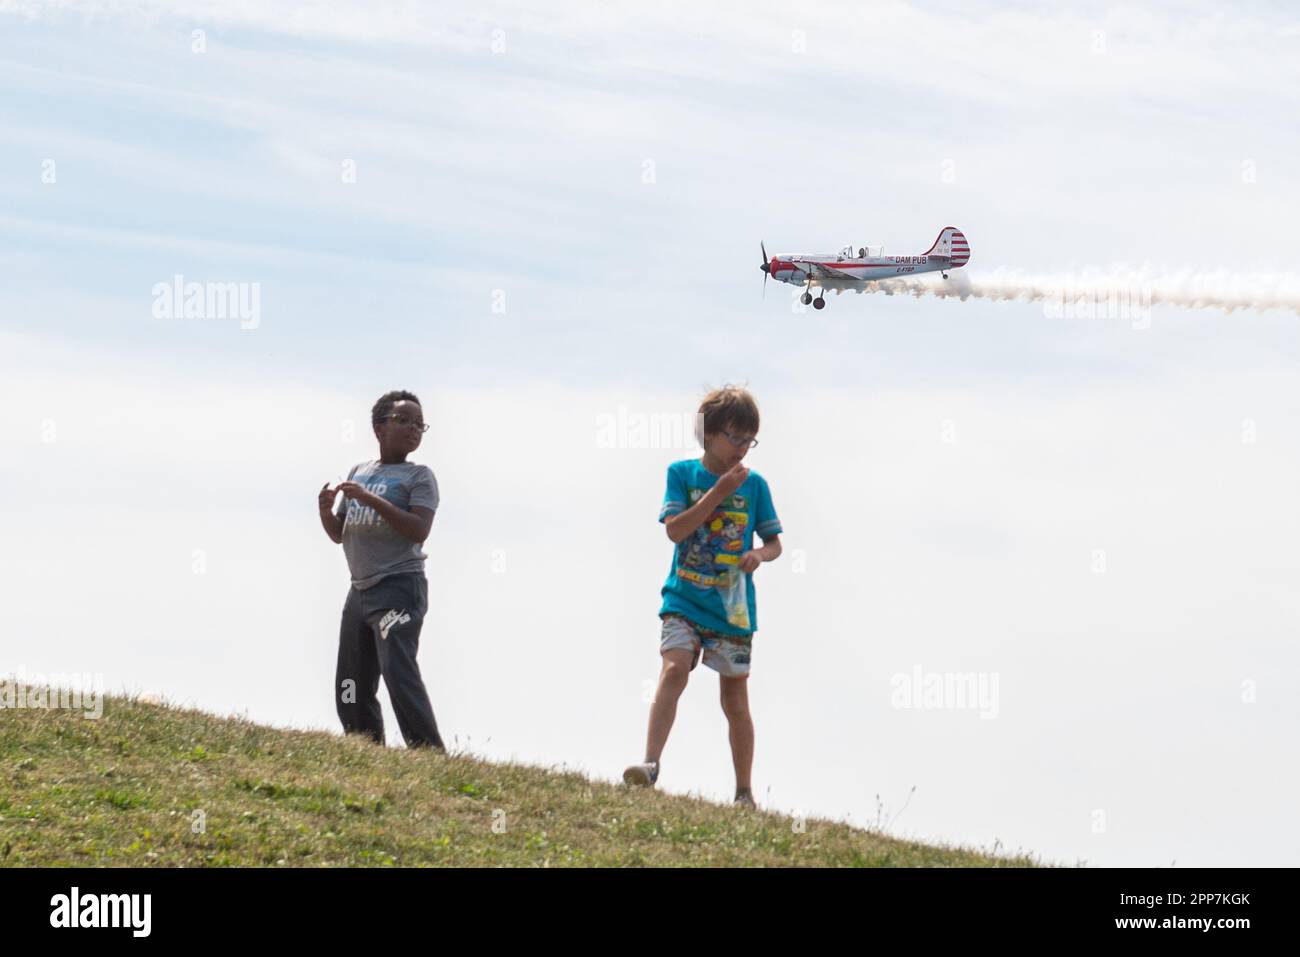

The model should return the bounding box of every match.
[658,459,782,636]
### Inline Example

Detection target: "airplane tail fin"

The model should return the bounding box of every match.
[924,227,970,267]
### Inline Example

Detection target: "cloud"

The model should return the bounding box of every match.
[7,0,1298,106]
[5,0,1299,279]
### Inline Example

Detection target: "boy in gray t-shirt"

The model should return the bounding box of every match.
[317,390,445,750]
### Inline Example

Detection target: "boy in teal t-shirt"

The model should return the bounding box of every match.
[624,386,783,808]
[658,458,782,635]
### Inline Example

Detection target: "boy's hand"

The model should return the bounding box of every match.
[715,462,749,497]
[318,483,345,545]
[740,536,782,572]
[337,481,381,509]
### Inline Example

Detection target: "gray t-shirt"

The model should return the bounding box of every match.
[335,460,439,589]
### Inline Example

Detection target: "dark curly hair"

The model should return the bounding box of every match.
[371,390,422,429]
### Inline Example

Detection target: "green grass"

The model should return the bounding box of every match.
[0,690,1051,867]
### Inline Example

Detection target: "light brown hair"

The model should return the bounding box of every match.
[697,385,759,441]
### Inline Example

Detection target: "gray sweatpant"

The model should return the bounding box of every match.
[335,572,444,749]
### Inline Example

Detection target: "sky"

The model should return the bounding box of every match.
[1,0,1298,867]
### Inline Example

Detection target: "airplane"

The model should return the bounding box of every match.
[759,226,969,309]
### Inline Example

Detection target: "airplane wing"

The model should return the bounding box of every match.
[803,262,859,280]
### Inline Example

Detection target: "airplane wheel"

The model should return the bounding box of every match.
[801,292,813,305]
[813,297,826,310]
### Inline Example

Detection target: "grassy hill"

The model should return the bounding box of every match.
[0,690,1049,867]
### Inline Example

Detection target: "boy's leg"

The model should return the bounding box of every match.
[627,615,701,785]
[335,588,384,745]
[643,647,696,764]
[369,601,444,750]
[720,674,754,793]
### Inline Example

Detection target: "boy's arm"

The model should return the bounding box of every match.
[739,534,781,572]
[664,463,749,543]
[664,484,729,543]
[392,505,435,544]
[739,474,783,571]
[318,484,343,544]
[337,482,435,544]
[756,533,782,561]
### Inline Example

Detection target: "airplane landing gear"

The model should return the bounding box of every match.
[813,296,826,310]
[801,291,813,305]
[942,271,949,279]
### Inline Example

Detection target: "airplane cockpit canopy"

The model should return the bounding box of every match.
[841,244,883,259]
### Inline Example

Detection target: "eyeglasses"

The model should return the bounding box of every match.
[384,413,429,433]
[722,430,758,449]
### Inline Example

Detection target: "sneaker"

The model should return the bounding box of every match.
[623,760,659,788]
[734,788,756,809]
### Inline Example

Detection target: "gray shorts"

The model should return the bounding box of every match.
[659,613,752,677]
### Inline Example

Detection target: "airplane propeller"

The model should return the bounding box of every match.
[760,241,769,298]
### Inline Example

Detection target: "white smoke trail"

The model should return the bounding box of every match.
[845,268,1300,317]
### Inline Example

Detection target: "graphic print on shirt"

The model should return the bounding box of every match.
[675,487,749,587]
[344,481,390,529]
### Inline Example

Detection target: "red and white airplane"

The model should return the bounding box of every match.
[759,226,970,309]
